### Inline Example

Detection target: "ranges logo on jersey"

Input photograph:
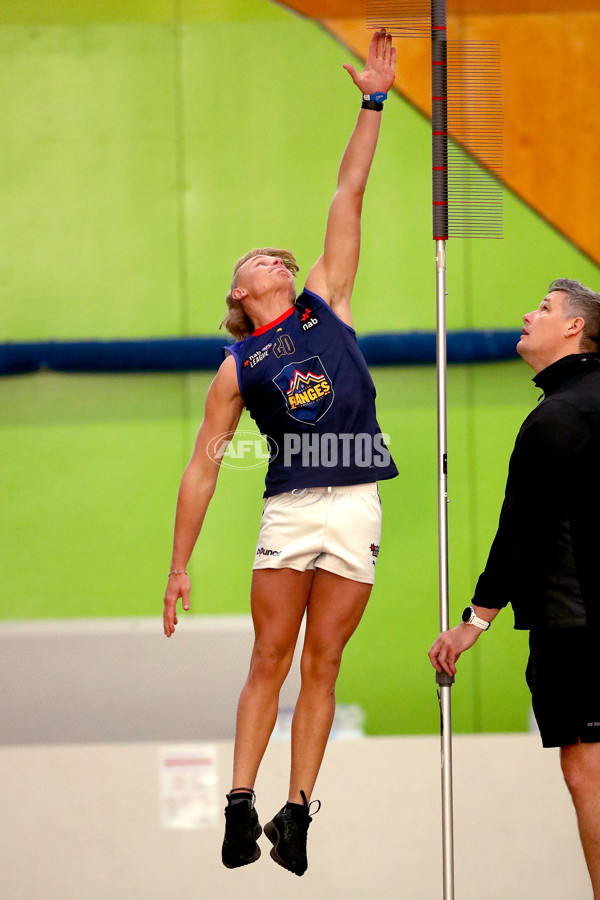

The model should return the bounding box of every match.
[272,355,334,425]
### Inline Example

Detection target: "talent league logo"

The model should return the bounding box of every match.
[272,356,334,425]
[243,342,272,368]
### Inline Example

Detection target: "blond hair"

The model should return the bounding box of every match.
[220,248,299,340]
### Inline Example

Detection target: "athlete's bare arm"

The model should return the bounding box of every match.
[163,354,244,636]
[305,29,396,327]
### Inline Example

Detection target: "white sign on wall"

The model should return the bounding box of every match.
[159,745,218,829]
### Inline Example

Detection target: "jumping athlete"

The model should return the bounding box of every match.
[163,29,398,876]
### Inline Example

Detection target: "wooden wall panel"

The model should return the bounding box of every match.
[285,2,600,264]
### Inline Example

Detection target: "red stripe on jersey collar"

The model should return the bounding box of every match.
[252,305,295,337]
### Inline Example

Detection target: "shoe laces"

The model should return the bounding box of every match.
[284,790,321,823]
[300,789,321,818]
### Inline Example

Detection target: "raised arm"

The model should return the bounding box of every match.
[163,354,244,636]
[305,29,396,326]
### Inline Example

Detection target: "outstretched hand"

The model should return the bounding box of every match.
[344,28,397,97]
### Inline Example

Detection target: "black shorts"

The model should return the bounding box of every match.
[526,628,600,748]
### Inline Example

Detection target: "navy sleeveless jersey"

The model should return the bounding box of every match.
[224,288,398,497]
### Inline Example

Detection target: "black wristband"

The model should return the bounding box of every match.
[361,99,383,111]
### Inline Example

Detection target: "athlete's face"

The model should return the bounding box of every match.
[234,255,295,302]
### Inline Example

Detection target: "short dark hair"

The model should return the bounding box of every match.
[549,278,600,353]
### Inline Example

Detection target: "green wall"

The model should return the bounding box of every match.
[1,0,599,735]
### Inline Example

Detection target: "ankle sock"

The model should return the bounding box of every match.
[228,791,254,807]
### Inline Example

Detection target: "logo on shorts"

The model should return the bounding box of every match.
[256,547,282,557]
[370,544,380,558]
[272,356,334,425]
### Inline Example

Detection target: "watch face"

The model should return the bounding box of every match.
[461,606,472,623]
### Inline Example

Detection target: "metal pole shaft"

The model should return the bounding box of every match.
[435,239,455,900]
[439,681,455,900]
[436,240,449,634]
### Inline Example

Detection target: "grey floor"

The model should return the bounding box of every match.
[0,734,590,900]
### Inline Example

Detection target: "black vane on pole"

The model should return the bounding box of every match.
[367,3,504,241]
[447,40,503,238]
[367,0,430,36]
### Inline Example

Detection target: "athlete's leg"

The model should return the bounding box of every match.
[231,567,313,791]
[560,741,600,898]
[288,568,371,803]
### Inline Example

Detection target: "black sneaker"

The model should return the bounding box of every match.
[221,792,262,869]
[264,790,321,876]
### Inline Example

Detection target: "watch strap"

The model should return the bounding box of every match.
[462,606,491,631]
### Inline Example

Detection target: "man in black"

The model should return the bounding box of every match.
[429,278,600,897]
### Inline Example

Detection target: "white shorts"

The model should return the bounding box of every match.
[253,483,382,585]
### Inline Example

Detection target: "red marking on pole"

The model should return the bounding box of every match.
[433,166,448,170]
[432,131,448,136]
[433,201,448,206]
[432,61,447,65]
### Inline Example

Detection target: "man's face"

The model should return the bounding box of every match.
[234,255,294,302]
[517,290,571,372]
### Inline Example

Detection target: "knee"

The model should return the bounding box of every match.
[561,745,600,797]
[561,750,583,796]
[248,640,294,686]
[300,646,343,691]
